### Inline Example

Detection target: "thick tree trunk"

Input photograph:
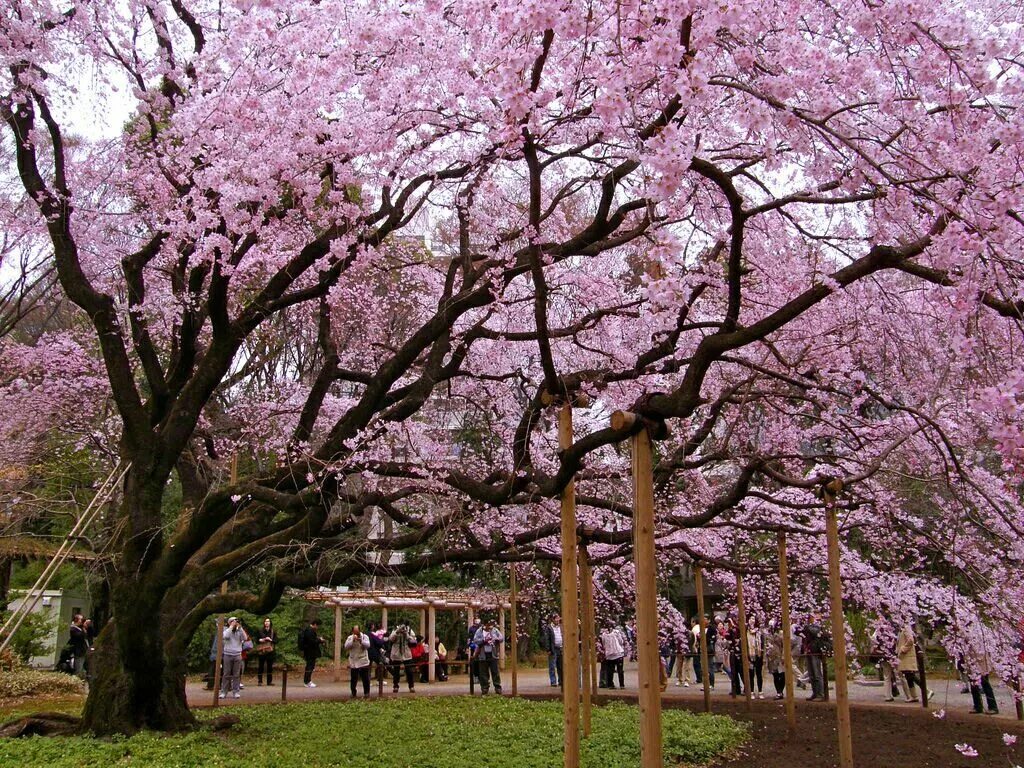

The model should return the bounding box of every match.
[79,592,194,734]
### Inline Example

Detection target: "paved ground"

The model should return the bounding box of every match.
[189,661,1022,721]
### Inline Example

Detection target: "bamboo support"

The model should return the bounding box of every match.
[559,403,581,768]
[825,504,854,768]
[628,420,663,768]
[778,533,796,733]
[695,565,711,713]
[736,572,753,710]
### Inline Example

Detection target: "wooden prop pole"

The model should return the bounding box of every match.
[510,567,519,697]
[213,455,239,706]
[695,565,711,713]
[825,502,854,768]
[736,572,753,709]
[916,647,929,709]
[334,605,343,682]
[427,605,436,683]
[778,532,797,733]
[498,606,507,670]
[381,607,388,632]
[580,544,594,738]
[625,416,663,768]
[559,402,581,768]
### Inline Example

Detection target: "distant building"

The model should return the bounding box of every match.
[6,588,92,669]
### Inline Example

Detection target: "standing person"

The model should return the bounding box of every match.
[434,636,449,682]
[221,617,248,699]
[659,631,674,690]
[966,646,999,715]
[411,629,428,683]
[726,617,744,697]
[473,617,504,695]
[543,614,564,687]
[255,617,277,686]
[345,624,372,698]
[802,615,827,701]
[600,624,625,690]
[766,620,786,699]
[367,621,388,684]
[897,623,931,702]
[871,622,909,702]
[299,618,325,688]
[675,623,694,687]
[466,617,482,686]
[389,622,417,693]
[748,614,766,699]
[68,614,89,680]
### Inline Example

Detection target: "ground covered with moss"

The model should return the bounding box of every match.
[0,696,748,767]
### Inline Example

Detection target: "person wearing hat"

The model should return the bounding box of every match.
[221,617,249,699]
[473,617,504,694]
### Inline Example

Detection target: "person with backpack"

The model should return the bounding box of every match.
[389,623,418,693]
[298,619,325,688]
[473,617,504,694]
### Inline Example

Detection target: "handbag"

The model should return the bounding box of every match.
[242,639,254,652]
[256,641,274,655]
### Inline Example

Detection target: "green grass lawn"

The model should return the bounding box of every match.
[0,696,748,768]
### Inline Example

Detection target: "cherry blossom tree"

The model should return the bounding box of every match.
[2,0,1023,735]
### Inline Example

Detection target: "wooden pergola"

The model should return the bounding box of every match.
[302,588,513,684]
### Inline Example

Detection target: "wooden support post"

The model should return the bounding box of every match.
[736,572,753,709]
[582,548,597,696]
[778,533,797,733]
[428,605,436,683]
[334,605,343,682]
[281,665,288,701]
[695,565,711,713]
[211,580,228,707]
[825,503,854,768]
[381,607,388,632]
[420,609,426,640]
[621,413,663,768]
[579,544,594,738]
[468,606,476,695]
[498,606,507,671]
[1012,677,1024,720]
[916,648,929,709]
[510,567,519,697]
[559,402,581,768]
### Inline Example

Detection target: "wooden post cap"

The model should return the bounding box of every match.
[610,410,637,430]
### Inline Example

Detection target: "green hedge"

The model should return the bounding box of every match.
[0,697,748,767]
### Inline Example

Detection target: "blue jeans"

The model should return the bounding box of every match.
[548,649,563,685]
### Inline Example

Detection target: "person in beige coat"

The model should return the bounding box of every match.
[896,624,931,702]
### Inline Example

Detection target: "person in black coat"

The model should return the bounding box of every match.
[68,614,89,680]
[256,617,278,685]
[299,619,325,687]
